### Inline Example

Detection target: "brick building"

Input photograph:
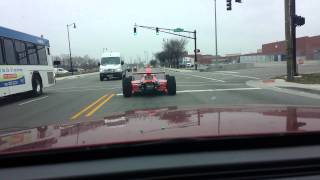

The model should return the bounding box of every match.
[184,54,225,65]
[262,35,320,60]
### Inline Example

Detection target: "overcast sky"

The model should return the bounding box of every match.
[0,0,319,61]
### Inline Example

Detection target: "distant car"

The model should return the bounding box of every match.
[54,68,69,75]
[133,66,138,72]
[77,68,85,73]
[186,63,193,68]
[68,68,84,73]
[122,66,176,97]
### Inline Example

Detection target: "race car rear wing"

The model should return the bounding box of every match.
[132,71,165,75]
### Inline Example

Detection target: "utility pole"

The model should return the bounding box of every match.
[194,30,198,70]
[285,0,294,81]
[214,0,218,64]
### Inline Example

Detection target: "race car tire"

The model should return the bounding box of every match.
[165,74,170,80]
[123,77,132,97]
[167,76,176,95]
[100,75,104,81]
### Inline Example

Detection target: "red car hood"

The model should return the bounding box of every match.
[1,105,320,154]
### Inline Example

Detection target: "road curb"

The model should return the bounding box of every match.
[262,79,275,83]
[56,72,99,81]
[164,68,195,73]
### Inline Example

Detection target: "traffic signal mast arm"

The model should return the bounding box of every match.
[134,24,195,39]
[133,24,198,70]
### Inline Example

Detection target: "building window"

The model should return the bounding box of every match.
[37,45,48,65]
[15,40,28,65]
[3,38,17,65]
[27,43,39,65]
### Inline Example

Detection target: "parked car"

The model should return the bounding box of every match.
[54,68,69,75]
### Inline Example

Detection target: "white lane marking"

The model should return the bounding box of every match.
[55,72,99,81]
[177,81,213,84]
[176,87,261,93]
[50,85,120,91]
[181,73,225,82]
[18,96,49,106]
[210,72,260,80]
[177,83,244,87]
[115,87,261,96]
[215,71,239,74]
[48,87,120,93]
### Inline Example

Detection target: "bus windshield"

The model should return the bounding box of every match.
[101,57,120,65]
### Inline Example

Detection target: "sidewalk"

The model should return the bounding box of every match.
[247,79,320,99]
[268,79,320,91]
[55,72,99,81]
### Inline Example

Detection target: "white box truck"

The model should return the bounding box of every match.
[99,52,125,81]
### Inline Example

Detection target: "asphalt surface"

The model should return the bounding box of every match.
[1,64,320,130]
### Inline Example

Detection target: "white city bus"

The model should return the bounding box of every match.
[0,26,55,97]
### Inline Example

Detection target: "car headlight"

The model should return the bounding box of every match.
[116,68,122,72]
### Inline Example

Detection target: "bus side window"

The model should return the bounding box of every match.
[37,45,48,65]
[3,38,17,65]
[47,47,50,55]
[15,40,28,65]
[27,43,39,65]
[0,39,4,65]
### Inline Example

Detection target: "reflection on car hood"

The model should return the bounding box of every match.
[1,105,320,154]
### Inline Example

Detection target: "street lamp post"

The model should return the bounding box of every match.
[67,23,76,75]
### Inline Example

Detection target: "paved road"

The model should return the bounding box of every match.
[1,65,320,130]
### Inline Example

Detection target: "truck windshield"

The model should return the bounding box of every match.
[101,57,120,65]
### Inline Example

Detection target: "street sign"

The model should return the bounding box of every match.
[173,28,184,32]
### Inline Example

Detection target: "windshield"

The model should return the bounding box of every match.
[101,57,120,65]
[1,0,320,156]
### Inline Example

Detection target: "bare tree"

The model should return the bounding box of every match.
[52,54,98,71]
[149,59,158,67]
[155,39,187,68]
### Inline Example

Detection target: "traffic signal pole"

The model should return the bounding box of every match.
[194,30,198,70]
[291,0,298,76]
[285,0,294,81]
[285,0,305,81]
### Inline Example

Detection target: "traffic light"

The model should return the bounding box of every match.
[294,15,305,27]
[226,0,232,11]
[156,27,159,35]
[134,27,137,36]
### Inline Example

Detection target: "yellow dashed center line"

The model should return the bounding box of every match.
[85,94,115,117]
[70,94,109,120]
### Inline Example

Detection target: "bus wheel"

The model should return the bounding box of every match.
[32,76,43,96]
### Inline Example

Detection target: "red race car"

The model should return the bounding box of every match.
[122,66,176,97]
